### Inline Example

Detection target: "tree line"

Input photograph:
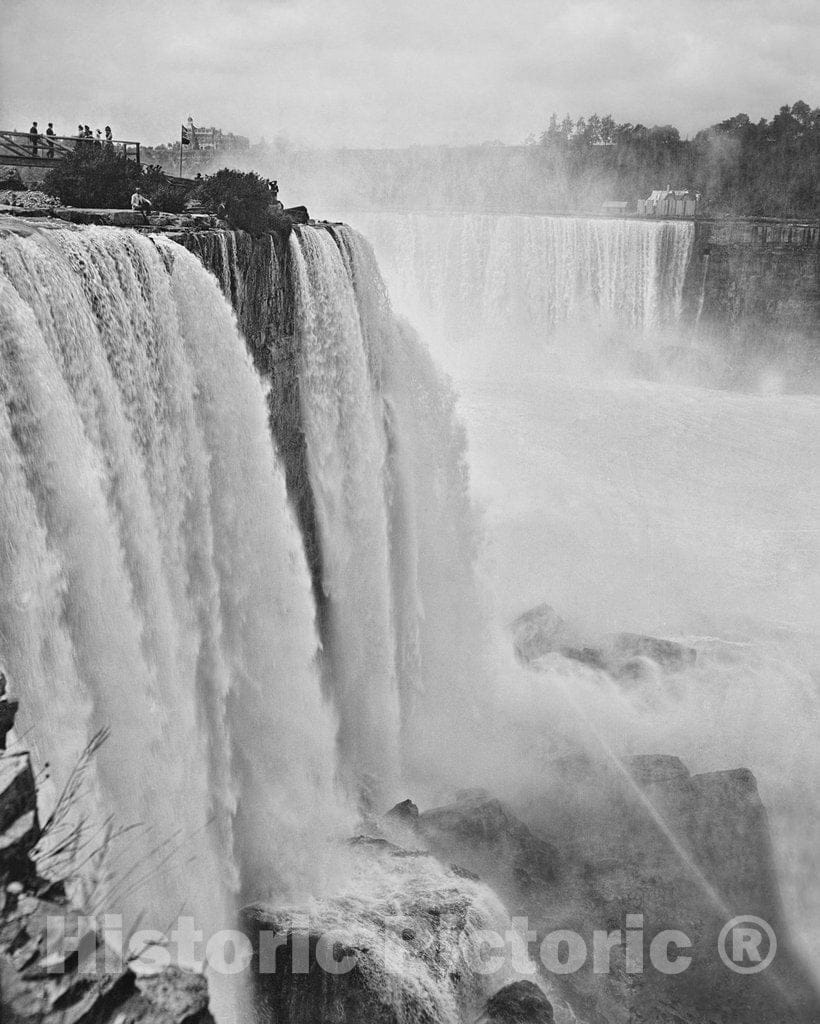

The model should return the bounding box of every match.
[530,101,819,217]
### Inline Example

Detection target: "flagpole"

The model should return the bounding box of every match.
[179,125,183,178]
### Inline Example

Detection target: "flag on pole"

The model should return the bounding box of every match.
[181,124,192,146]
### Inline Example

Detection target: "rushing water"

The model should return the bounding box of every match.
[0,226,342,938]
[348,209,820,980]
[0,219,548,1022]
[345,211,695,379]
[1,214,817,1017]
[288,223,495,798]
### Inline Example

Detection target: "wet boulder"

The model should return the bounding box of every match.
[385,798,420,827]
[479,981,554,1023]
[418,791,560,897]
[510,602,696,676]
[242,842,518,1024]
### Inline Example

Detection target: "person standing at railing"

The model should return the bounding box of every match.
[46,123,55,157]
[104,125,113,149]
[76,125,84,150]
[29,122,39,157]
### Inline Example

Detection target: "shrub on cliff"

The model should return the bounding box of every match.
[0,169,26,191]
[151,183,188,213]
[43,147,143,208]
[194,169,271,233]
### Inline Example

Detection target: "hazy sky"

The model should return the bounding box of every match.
[3,0,818,148]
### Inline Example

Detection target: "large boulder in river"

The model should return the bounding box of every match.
[510,602,696,677]
[386,798,420,826]
[418,790,560,900]
[242,841,528,1024]
[510,604,577,665]
[478,980,554,1023]
[417,761,820,1024]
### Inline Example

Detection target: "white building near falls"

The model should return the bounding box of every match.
[638,188,700,217]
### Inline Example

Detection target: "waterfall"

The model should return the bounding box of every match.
[342,212,695,378]
[2,215,816,1020]
[339,211,820,988]
[288,226,401,798]
[0,226,343,935]
[287,224,492,799]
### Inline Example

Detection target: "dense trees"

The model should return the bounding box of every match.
[42,148,191,211]
[194,169,273,232]
[43,147,144,208]
[533,101,820,217]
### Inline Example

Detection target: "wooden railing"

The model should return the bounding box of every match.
[0,131,141,167]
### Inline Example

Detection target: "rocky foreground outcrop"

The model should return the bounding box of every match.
[0,691,214,1024]
[241,840,556,1024]
[398,762,820,1024]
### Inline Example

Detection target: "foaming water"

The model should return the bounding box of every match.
[344,211,694,380]
[348,212,820,976]
[251,847,563,1024]
[0,227,343,936]
[288,224,494,797]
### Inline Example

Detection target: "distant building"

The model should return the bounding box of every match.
[638,189,700,217]
[601,200,629,214]
[185,116,250,152]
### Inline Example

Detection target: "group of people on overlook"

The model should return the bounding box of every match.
[27,122,115,157]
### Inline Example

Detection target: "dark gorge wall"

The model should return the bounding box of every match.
[178,227,327,610]
[684,219,820,387]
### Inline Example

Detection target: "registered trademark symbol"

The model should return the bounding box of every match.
[718,916,777,974]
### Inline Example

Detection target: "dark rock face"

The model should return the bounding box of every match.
[178,228,327,618]
[510,603,696,679]
[241,844,511,1024]
[386,798,420,826]
[0,674,18,750]
[685,221,820,390]
[242,921,441,1024]
[283,206,310,225]
[0,709,214,1024]
[479,980,554,1023]
[416,762,820,1024]
[0,752,39,883]
[419,793,560,898]
[510,605,577,665]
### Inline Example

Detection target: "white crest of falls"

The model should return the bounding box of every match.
[288,224,493,800]
[345,211,693,330]
[0,226,342,932]
[341,212,695,377]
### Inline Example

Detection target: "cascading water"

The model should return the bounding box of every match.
[345,209,820,985]
[287,226,401,798]
[0,226,344,940]
[287,223,498,798]
[1,210,817,1021]
[0,220,547,1022]
[345,211,695,379]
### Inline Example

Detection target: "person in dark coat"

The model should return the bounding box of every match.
[46,123,55,157]
[29,122,39,157]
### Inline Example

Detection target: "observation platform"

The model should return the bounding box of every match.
[0,130,141,168]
